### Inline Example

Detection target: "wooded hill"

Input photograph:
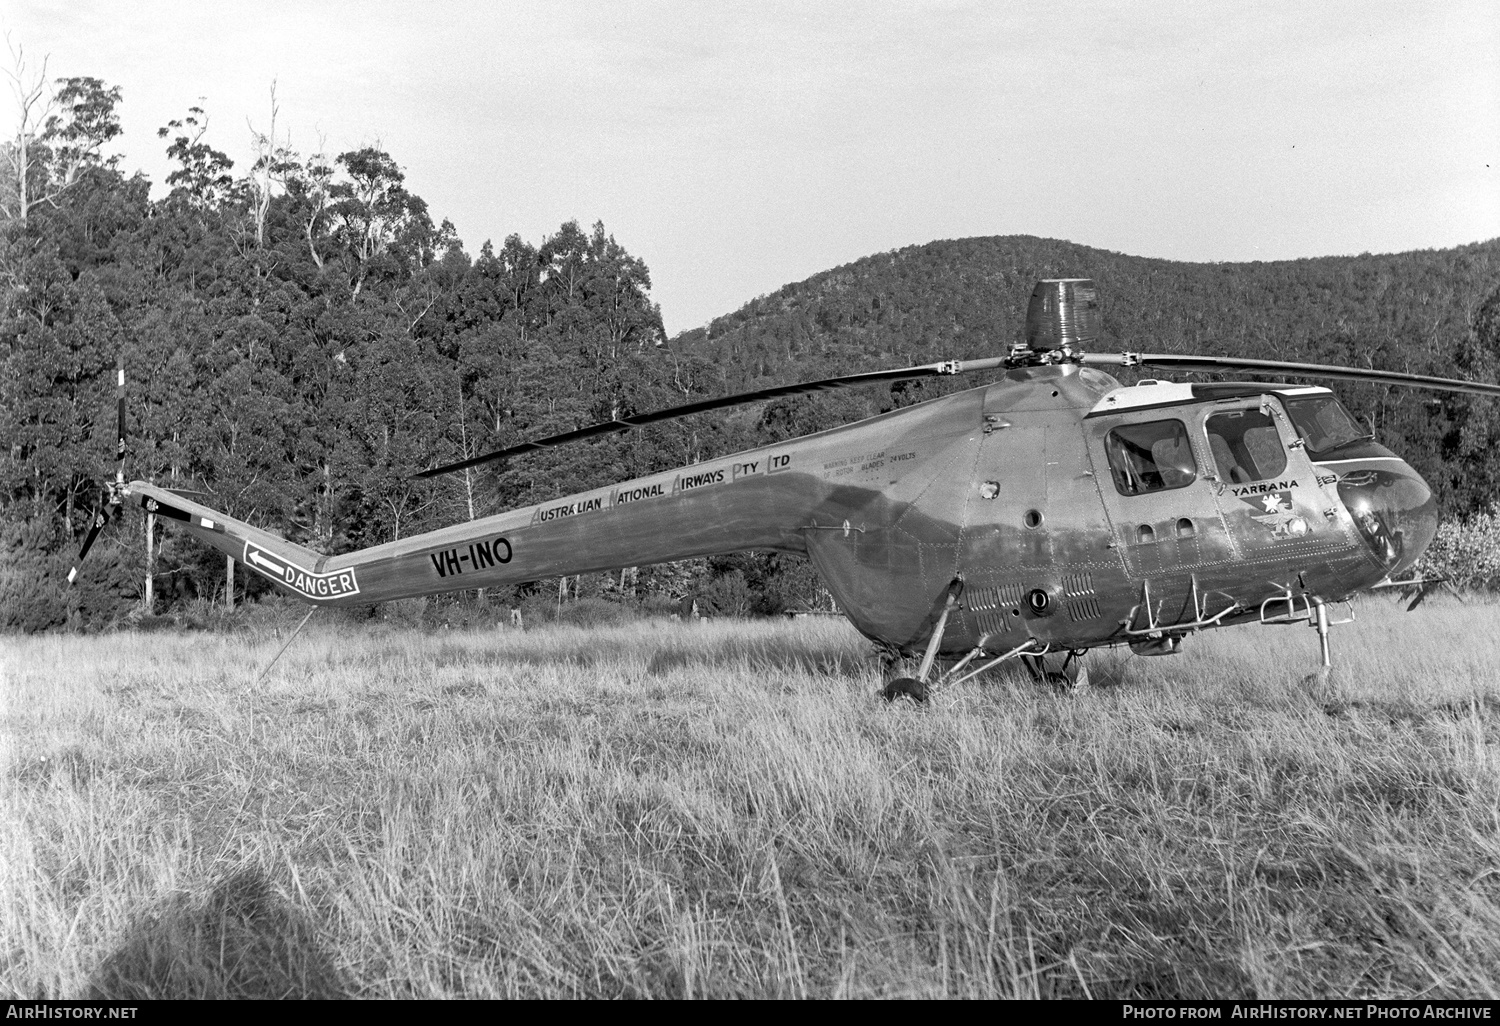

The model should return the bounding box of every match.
[4,73,1498,631]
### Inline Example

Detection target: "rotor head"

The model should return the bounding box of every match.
[1025,278,1099,353]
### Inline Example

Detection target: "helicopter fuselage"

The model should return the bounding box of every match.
[128,363,1437,658]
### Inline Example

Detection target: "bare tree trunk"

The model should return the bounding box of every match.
[144,511,155,612]
[305,216,324,268]
[2,42,53,222]
[248,81,284,249]
[320,461,333,551]
[457,389,485,605]
[458,390,478,521]
[11,116,28,221]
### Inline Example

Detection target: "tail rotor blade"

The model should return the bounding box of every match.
[67,508,109,586]
[115,359,127,479]
[69,359,130,586]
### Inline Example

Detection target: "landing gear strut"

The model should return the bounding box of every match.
[1312,597,1332,670]
[881,581,962,704]
[1259,589,1354,692]
[1021,649,1090,690]
[1301,596,1337,699]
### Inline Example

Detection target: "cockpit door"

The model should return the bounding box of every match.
[1198,397,1341,564]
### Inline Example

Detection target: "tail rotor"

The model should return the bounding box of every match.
[68,358,129,586]
[67,503,112,584]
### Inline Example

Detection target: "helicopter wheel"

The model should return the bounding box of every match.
[881,676,928,704]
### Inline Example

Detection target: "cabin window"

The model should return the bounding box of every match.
[1283,395,1369,456]
[1206,408,1287,483]
[1104,419,1197,496]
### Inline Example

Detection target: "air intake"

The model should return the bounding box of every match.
[1025,278,1099,352]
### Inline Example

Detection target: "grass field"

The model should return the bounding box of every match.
[3,596,1499,999]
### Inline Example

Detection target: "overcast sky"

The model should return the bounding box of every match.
[5,1,1498,334]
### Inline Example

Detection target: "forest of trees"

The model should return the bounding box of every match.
[4,65,1499,632]
[0,69,768,630]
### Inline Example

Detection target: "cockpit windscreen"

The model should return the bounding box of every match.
[1284,396,1369,456]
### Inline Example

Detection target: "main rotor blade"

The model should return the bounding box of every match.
[1081,352,1500,397]
[415,356,1007,479]
[66,508,109,585]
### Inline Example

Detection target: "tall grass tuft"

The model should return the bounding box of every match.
[4,598,1499,998]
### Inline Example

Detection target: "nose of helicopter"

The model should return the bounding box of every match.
[1334,460,1438,577]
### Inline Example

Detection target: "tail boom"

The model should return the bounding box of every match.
[127,482,341,601]
[125,389,967,607]
[126,455,823,606]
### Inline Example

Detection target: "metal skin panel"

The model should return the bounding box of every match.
[126,364,1436,662]
[955,397,1126,651]
[794,388,984,648]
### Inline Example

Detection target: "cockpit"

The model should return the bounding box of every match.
[1087,382,1436,575]
[1099,404,1295,495]
[1088,384,1376,485]
[1280,393,1371,457]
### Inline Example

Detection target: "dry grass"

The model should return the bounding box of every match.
[3,597,1499,999]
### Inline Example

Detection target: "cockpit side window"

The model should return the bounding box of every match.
[1206,408,1287,484]
[1105,419,1197,496]
[1284,395,1369,456]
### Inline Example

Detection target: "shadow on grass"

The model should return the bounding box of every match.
[89,868,347,1000]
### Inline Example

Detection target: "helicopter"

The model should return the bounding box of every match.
[69,278,1500,700]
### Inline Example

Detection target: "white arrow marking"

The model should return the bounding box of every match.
[244,545,290,577]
